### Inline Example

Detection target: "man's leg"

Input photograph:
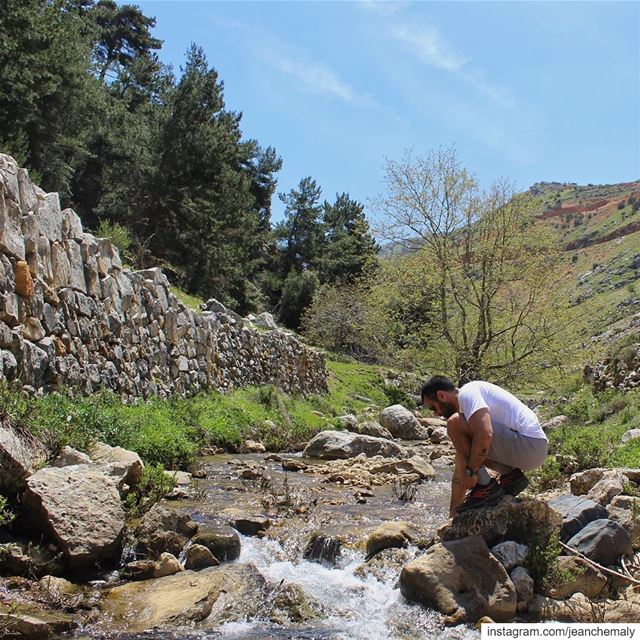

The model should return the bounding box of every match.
[446,413,492,515]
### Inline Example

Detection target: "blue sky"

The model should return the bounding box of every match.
[133,1,640,222]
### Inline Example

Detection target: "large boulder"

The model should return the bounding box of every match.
[380,405,429,440]
[548,494,608,541]
[0,423,47,492]
[302,430,407,460]
[399,535,517,624]
[365,521,420,559]
[566,519,632,566]
[530,593,640,623]
[23,465,125,569]
[99,564,268,632]
[91,441,143,489]
[439,497,561,547]
[133,504,198,560]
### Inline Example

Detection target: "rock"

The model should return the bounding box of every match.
[357,420,393,439]
[91,441,143,488]
[303,533,342,565]
[541,415,569,431]
[192,526,241,562]
[566,519,632,565]
[122,552,183,580]
[548,494,609,541]
[268,582,320,624]
[570,468,609,495]
[587,469,626,506]
[51,446,92,468]
[23,465,125,569]
[39,575,83,598]
[164,469,192,486]
[490,541,529,571]
[100,563,268,632]
[254,312,278,329]
[622,429,640,444]
[547,556,607,599]
[439,496,561,547]
[0,603,77,638]
[282,458,307,472]
[380,405,429,440]
[133,505,198,560]
[244,439,266,453]
[302,430,407,460]
[399,536,517,624]
[0,423,47,492]
[529,593,640,623]
[230,515,271,536]
[509,566,533,606]
[0,540,65,579]
[184,544,219,571]
[336,414,358,430]
[365,521,419,559]
[369,455,435,480]
[14,261,33,298]
[608,495,640,549]
[429,426,449,444]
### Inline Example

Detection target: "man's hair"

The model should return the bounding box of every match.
[421,375,456,402]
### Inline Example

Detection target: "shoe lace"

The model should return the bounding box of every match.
[463,483,495,501]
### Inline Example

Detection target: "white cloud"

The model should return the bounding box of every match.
[357,0,409,17]
[391,23,470,71]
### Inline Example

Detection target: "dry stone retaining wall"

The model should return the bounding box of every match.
[0,154,327,399]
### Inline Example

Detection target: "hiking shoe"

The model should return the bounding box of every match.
[499,469,529,496]
[456,479,505,513]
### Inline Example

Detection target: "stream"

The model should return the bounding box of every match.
[76,451,480,639]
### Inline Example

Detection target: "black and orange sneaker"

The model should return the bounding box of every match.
[456,479,505,513]
[498,469,529,496]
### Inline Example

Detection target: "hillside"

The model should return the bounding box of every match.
[531,180,640,362]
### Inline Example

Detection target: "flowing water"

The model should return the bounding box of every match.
[73,452,481,640]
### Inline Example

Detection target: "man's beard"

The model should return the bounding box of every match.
[439,402,457,419]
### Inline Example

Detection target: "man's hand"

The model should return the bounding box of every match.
[460,474,478,490]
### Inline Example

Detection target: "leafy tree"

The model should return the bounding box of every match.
[374,147,566,384]
[318,193,378,284]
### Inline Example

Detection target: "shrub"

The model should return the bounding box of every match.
[0,495,14,527]
[124,464,175,518]
[96,219,133,256]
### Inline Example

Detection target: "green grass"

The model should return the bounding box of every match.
[0,359,398,470]
[169,285,204,311]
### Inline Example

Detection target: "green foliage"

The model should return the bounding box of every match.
[97,219,132,255]
[169,286,204,311]
[531,456,563,491]
[526,531,575,592]
[0,496,14,528]
[123,463,175,518]
[279,269,320,330]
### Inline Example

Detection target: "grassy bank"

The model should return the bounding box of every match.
[533,385,640,490]
[0,360,411,470]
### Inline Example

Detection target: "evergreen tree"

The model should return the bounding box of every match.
[319,193,378,283]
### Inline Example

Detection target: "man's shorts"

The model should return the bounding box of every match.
[486,421,548,473]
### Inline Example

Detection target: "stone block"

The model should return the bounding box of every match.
[548,494,608,541]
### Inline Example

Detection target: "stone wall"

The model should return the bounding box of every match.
[0,154,327,399]
[584,342,640,392]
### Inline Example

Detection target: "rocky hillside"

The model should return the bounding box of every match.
[530,180,640,361]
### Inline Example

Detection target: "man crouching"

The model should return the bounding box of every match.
[421,376,548,516]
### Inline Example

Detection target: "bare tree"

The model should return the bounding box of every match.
[373,146,565,383]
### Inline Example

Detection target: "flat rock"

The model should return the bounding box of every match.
[0,603,77,638]
[122,552,183,581]
[357,421,393,440]
[100,563,268,632]
[23,465,125,569]
[541,415,569,431]
[586,469,626,506]
[302,430,407,460]
[621,429,640,444]
[380,405,429,440]
[548,494,608,541]
[530,593,640,623]
[230,515,271,536]
[566,518,632,565]
[547,556,607,599]
[399,535,517,624]
[369,455,435,479]
[439,496,561,547]
[51,446,92,467]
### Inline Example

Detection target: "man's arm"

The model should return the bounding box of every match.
[466,407,493,472]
